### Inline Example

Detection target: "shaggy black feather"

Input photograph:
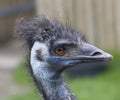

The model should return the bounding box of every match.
[15,16,85,50]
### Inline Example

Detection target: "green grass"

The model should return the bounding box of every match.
[9,61,42,100]
[9,50,120,100]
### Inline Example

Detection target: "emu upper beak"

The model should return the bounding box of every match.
[73,43,113,62]
[61,43,111,62]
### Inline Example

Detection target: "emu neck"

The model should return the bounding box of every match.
[30,41,76,100]
[33,67,76,100]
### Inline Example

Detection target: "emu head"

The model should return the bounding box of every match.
[15,17,112,79]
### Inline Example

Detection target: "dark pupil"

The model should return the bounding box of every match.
[57,48,62,52]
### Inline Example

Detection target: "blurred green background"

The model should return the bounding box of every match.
[0,0,120,100]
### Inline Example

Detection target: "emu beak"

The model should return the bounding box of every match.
[49,43,112,71]
[73,43,113,62]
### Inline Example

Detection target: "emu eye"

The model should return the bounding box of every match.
[55,46,65,55]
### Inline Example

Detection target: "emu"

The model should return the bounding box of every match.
[15,17,112,100]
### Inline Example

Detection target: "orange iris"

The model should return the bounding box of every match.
[55,46,65,55]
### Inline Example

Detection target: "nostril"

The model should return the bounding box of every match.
[91,51,102,56]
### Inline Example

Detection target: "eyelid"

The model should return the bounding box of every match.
[54,43,75,48]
